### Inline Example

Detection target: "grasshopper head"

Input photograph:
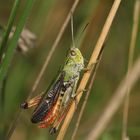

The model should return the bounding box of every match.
[67,47,84,71]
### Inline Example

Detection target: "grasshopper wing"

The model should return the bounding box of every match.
[31,71,65,123]
[49,78,79,134]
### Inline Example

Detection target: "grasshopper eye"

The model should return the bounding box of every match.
[70,50,76,56]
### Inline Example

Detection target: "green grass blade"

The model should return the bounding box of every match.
[0,0,20,58]
[0,0,35,82]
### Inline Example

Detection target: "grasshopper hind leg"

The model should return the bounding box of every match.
[20,93,43,109]
[49,101,72,135]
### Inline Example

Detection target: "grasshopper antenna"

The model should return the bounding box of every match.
[78,22,89,42]
[70,12,75,48]
[81,22,89,35]
[70,12,89,48]
[75,22,89,48]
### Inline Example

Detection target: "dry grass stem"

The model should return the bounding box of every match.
[6,110,21,140]
[86,56,140,140]
[122,0,140,140]
[71,53,102,140]
[28,0,81,98]
[56,0,121,139]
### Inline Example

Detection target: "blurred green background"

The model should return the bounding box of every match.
[0,0,140,140]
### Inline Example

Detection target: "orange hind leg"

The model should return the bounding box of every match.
[49,103,71,134]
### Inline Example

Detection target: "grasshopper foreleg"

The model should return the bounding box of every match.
[73,89,87,110]
[83,61,99,72]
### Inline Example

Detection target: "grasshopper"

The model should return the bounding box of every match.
[21,15,85,134]
[21,47,84,134]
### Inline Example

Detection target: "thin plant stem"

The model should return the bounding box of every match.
[0,0,20,105]
[28,0,81,99]
[122,0,140,140]
[56,0,122,139]
[0,75,7,108]
[0,60,13,108]
[86,57,140,140]
[0,0,20,58]
[0,75,7,139]
[0,0,35,85]
[71,50,103,140]
[5,110,21,140]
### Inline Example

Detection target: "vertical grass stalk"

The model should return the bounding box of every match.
[0,0,20,106]
[0,0,35,83]
[122,0,140,139]
[0,0,20,58]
